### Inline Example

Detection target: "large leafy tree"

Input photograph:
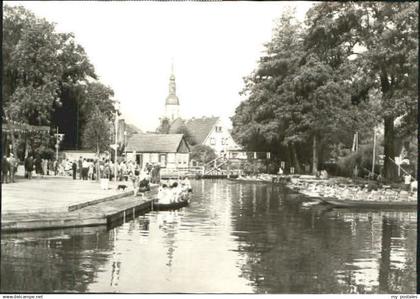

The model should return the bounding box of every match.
[3,5,62,124]
[304,2,418,179]
[233,3,416,178]
[232,9,374,174]
[3,5,96,125]
[3,5,116,155]
[232,10,304,169]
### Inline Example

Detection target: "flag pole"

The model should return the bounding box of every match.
[371,129,376,176]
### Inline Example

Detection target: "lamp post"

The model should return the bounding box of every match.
[114,100,120,182]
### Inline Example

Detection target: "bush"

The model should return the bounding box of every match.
[336,144,382,177]
[190,145,217,164]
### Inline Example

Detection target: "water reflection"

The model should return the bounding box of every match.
[1,180,417,293]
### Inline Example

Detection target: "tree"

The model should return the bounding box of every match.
[190,145,217,165]
[81,108,112,155]
[78,82,115,146]
[232,9,372,174]
[231,9,305,169]
[156,117,170,134]
[3,5,116,153]
[3,5,97,126]
[304,2,418,179]
[173,124,196,146]
[3,5,63,125]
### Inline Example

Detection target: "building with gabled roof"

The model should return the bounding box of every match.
[169,116,242,156]
[125,134,190,169]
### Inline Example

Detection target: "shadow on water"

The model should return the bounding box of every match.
[1,226,111,292]
[1,180,417,293]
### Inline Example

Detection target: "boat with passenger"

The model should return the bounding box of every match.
[153,177,193,211]
[154,193,191,211]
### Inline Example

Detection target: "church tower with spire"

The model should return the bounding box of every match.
[164,61,180,121]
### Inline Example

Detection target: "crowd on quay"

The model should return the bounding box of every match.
[2,153,59,183]
[1,153,163,187]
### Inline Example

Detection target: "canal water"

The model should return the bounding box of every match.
[1,180,417,293]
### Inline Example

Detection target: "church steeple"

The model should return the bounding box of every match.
[168,62,177,101]
[165,60,180,121]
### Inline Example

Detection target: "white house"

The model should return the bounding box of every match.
[169,116,244,157]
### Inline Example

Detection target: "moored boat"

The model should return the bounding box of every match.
[320,197,417,208]
[227,178,272,184]
[227,175,291,184]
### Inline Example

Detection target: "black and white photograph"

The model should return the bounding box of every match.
[1,1,418,295]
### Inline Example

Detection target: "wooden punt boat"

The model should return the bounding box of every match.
[227,178,272,184]
[227,177,290,184]
[153,193,191,211]
[320,197,417,208]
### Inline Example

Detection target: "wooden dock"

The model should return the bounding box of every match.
[1,177,158,233]
[2,190,157,233]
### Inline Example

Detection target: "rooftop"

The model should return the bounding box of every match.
[169,116,219,145]
[126,134,187,153]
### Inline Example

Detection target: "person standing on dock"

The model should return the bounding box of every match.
[42,158,48,177]
[8,154,17,183]
[48,159,53,176]
[53,159,58,176]
[35,156,43,178]
[88,161,94,180]
[78,156,83,180]
[2,155,10,184]
[24,155,33,179]
[130,163,140,196]
[82,159,89,180]
[72,160,77,180]
[404,173,412,191]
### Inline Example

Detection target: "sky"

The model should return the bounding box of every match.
[8,1,314,132]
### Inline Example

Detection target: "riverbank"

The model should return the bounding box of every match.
[228,174,417,207]
[1,177,157,232]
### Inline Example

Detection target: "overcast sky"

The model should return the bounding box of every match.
[8,1,313,132]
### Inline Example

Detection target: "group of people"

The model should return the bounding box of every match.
[64,157,162,186]
[3,154,60,182]
[157,177,192,204]
[25,156,59,179]
[2,153,64,183]
[68,157,97,180]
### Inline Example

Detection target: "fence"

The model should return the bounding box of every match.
[160,166,205,178]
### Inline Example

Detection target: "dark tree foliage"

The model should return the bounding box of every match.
[304,2,418,179]
[156,117,171,134]
[3,5,116,153]
[232,3,417,179]
[190,145,217,165]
